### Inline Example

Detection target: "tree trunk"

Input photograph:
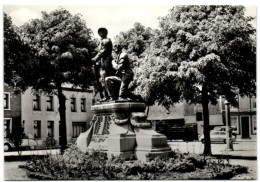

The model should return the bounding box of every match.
[146,105,150,116]
[202,84,212,155]
[57,84,67,154]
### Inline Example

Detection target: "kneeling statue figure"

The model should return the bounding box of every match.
[105,44,142,101]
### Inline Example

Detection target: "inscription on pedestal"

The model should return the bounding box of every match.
[91,135,107,143]
[93,115,112,135]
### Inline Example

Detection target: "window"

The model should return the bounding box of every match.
[81,98,86,112]
[71,98,77,112]
[46,96,54,111]
[4,119,12,138]
[252,97,256,110]
[47,121,54,137]
[196,112,203,121]
[252,116,256,134]
[230,116,239,134]
[33,95,41,111]
[230,96,239,110]
[72,122,86,138]
[230,105,239,110]
[4,93,10,110]
[34,120,41,138]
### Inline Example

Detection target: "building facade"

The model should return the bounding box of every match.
[184,96,256,140]
[4,85,256,145]
[4,85,22,139]
[148,102,185,128]
[183,99,223,136]
[220,96,257,140]
[4,86,94,147]
[148,95,256,141]
[21,87,94,146]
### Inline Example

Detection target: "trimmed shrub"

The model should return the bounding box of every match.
[20,145,248,180]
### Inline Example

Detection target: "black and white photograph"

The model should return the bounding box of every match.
[2,0,257,180]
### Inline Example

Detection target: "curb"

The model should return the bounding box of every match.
[5,155,46,161]
[5,154,257,162]
[212,155,257,160]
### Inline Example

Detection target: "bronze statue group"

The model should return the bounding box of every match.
[92,27,143,102]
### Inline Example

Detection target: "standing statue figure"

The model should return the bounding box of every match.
[105,44,143,101]
[92,28,115,102]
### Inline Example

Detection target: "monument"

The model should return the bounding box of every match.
[76,100,172,161]
[77,27,171,161]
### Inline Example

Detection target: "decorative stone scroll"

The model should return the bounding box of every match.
[110,113,129,125]
[130,112,151,128]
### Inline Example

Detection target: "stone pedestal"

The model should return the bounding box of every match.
[107,132,136,159]
[76,101,172,161]
[134,128,172,161]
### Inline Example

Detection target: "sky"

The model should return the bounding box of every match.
[2,1,257,41]
[3,4,171,40]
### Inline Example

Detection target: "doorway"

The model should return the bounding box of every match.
[241,116,250,138]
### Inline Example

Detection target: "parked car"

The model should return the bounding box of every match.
[214,126,237,139]
[199,131,236,144]
[4,133,38,152]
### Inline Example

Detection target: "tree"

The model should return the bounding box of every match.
[114,22,153,58]
[9,118,25,156]
[113,22,162,101]
[4,8,96,152]
[4,13,31,91]
[134,6,256,155]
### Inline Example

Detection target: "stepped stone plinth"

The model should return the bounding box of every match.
[76,101,172,161]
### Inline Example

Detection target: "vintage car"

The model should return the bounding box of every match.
[4,132,38,152]
[199,131,236,144]
[214,126,237,138]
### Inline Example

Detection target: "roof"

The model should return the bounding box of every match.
[201,114,224,126]
[147,103,184,120]
[61,83,93,92]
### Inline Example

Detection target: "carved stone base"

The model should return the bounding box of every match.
[107,151,134,159]
[135,150,171,162]
[77,125,94,153]
[107,133,136,159]
[106,122,136,160]
[107,133,136,152]
[87,134,109,151]
[134,128,172,161]
[77,101,172,161]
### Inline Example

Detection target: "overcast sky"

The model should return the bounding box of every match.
[3,4,172,40]
[3,1,257,42]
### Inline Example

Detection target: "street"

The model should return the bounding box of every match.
[4,148,60,156]
[5,141,256,158]
[168,141,257,157]
[4,161,35,180]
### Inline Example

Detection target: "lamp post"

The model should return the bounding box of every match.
[224,101,234,151]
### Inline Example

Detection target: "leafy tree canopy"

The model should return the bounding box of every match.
[4,8,97,151]
[134,5,256,108]
[114,22,153,59]
[4,13,31,92]
[127,5,256,155]
[5,8,96,94]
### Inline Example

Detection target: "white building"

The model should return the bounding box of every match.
[21,87,94,147]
